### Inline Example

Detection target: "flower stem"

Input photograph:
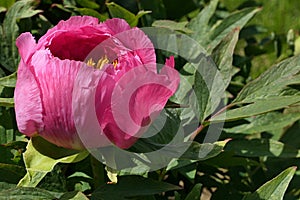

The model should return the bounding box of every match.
[90,155,105,189]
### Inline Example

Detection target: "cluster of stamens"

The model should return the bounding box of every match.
[86,55,118,69]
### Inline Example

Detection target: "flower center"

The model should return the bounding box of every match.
[86,56,118,69]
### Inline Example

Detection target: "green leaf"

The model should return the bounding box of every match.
[211,96,300,122]
[194,55,227,122]
[184,183,202,200]
[188,0,218,45]
[0,0,42,72]
[0,98,14,107]
[0,163,26,183]
[91,175,181,200]
[106,2,150,27]
[281,120,300,148]
[75,0,99,9]
[0,182,16,192]
[224,112,300,134]
[59,191,89,200]
[0,0,15,9]
[181,140,228,161]
[225,139,300,158]
[193,28,240,122]
[18,137,89,187]
[210,55,300,122]
[74,8,108,21]
[188,1,259,51]
[138,0,166,24]
[167,140,228,170]
[152,20,193,34]
[211,28,240,88]
[0,7,6,13]
[0,108,20,145]
[234,55,300,104]
[0,72,16,88]
[0,187,61,200]
[243,167,296,200]
[204,151,259,168]
[209,7,260,50]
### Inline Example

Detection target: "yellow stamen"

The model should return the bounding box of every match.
[87,58,96,67]
[113,59,118,68]
[96,55,109,69]
[86,56,118,70]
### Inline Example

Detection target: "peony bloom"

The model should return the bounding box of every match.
[15,16,179,150]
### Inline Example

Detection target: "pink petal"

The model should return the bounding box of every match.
[38,16,99,45]
[46,29,110,61]
[72,65,115,148]
[165,56,175,68]
[16,32,37,63]
[102,18,131,35]
[114,27,156,65]
[102,64,179,148]
[30,50,84,149]
[14,60,43,137]
[37,16,110,61]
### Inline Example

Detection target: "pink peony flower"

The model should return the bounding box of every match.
[15,16,179,150]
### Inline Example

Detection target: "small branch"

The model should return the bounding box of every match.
[188,103,236,141]
[189,124,204,141]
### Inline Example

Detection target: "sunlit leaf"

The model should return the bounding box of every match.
[167,140,228,170]
[211,28,240,88]
[0,98,14,107]
[59,191,89,200]
[74,8,108,21]
[209,7,260,50]
[224,112,300,134]
[188,0,219,47]
[75,0,99,9]
[152,20,193,34]
[211,95,300,122]
[243,167,296,200]
[106,2,150,27]
[234,55,300,103]
[184,183,202,200]
[18,137,89,187]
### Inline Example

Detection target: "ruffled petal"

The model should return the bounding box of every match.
[37,16,110,61]
[46,29,110,61]
[30,50,84,149]
[38,16,99,45]
[16,32,37,63]
[14,60,44,136]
